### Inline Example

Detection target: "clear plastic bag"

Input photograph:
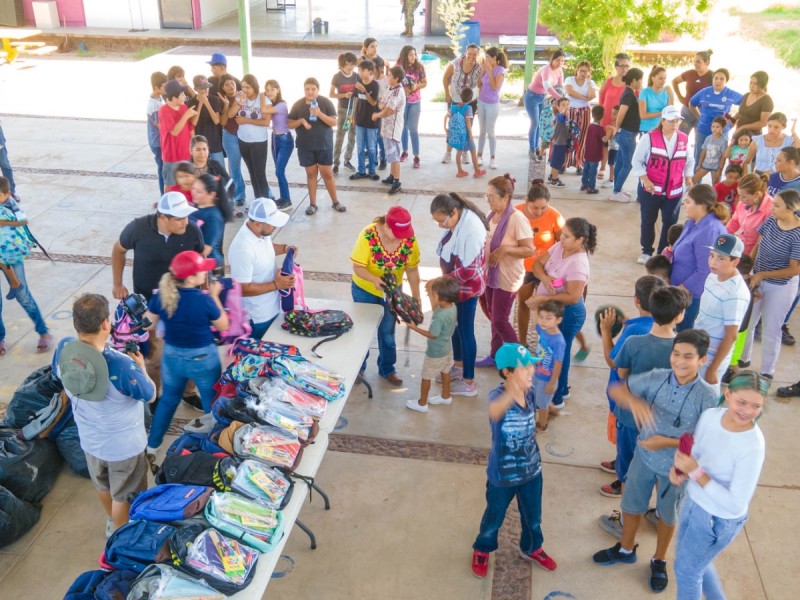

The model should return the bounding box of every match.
[127,563,224,600]
[248,377,327,420]
[207,492,281,541]
[185,528,257,586]
[231,459,292,509]
[268,355,345,402]
[234,424,301,469]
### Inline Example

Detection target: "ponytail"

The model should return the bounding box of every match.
[158,272,182,318]
[565,217,597,254]
[430,192,489,230]
[710,201,731,223]
[196,173,233,223]
[527,179,551,202]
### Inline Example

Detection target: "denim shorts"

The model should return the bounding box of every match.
[620,448,682,525]
[533,377,554,410]
[608,149,618,166]
[383,138,401,163]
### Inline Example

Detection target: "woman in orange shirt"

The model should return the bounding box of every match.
[515,180,565,345]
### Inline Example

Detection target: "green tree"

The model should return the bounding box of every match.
[539,0,712,77]
[437,0,478,57]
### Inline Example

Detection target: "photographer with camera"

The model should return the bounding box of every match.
[55,293,156,538]
[111,192,204,395]
[144,251,228,452]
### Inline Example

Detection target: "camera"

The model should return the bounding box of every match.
[121,293,152,332]
[124,340,140,355]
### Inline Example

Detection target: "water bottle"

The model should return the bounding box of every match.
[309,99,318,122]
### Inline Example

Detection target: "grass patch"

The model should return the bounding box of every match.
[760,4,800,17]
[763,29,800,68]
[733,4,800,68]
[134,45,164,61]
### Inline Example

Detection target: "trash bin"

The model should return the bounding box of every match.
[459,20,480,55]
[0,0,25,27]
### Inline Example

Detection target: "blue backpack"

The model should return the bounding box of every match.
[64,568,138,600]
[447,102,470,150]
[102,520,175,573]
[128,484,213,523]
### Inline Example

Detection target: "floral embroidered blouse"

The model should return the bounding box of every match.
[350,224,421,298]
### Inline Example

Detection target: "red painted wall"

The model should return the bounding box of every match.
[23,0,86,27]
[471,0,550,37]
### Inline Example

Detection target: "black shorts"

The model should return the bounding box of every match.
[550,144,567,171]
[608,149,618,166]
[297,148,333,168]
[523,272,540,287]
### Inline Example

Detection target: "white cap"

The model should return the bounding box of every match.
[661,106,682,121]
[157,191,197,218]
[248,198,289,227]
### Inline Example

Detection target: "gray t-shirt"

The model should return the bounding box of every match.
[426,305,457,358]
[701,134,728,170]
[613,334,674,428]
[627,368,718,475]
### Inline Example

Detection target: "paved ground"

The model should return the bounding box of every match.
[1,10,799,598]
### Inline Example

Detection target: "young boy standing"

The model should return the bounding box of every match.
[330,52,359,173]
[593,329,718,594]
[405,276,460,412]
[581,105,607,194]
[532,300,565,432]
[601,106,620,188]
[714,164,743,213]
[373,66,406,196]
[694,116,728,184]
[694,233,750,389]
[372,57,388,170]
[547,98,571,187]
[350,59,381,181]
[147,71,168,194]
[471,343,557,578]
[158,80,197,187]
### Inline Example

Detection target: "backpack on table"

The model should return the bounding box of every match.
[155,451,238,492]
[281,309,353,357]
[102,520,175,573]
[127,563,224,600]
[203,491,284,553]
[128,484,214,523]
[63,568,138,600]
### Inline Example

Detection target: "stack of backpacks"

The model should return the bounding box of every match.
[64,339,342,598]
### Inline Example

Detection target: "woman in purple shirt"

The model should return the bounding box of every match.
[671,184,729,331]
[265,80,293,210]
[476,47,507,170]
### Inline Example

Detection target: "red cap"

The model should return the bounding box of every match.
[170,251,217,279]
[386,206,414,239]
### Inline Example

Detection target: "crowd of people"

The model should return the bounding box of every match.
[0,38,798,599]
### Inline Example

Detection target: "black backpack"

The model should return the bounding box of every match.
[281,309,353,356]
[155,451,238,492]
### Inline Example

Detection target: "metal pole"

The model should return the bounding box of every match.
[524,0,539,88]
[238,0,253,75]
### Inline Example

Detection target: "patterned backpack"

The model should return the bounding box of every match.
[381,273,423,325]
[110,301,150,356]
[281,310,353,356]
[446,102,470,150]
[211,277,251,345]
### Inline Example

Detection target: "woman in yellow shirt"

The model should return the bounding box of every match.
[351,206,421,385]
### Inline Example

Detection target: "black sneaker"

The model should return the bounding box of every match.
[649,559,668,592]
[721,366,736,385]
[593,542,637,565]
[182,393,203,412]
[369,173,380,181]
[738,359,751,368]
[332,165,339,174]
[378,160,388,171]
[777,380,800,398]
[349,172,367,180]
[388,180,402,195]
[343,161,356,172]
[275,198,292,211]
[782,325,796,346]
[382,174,395,185]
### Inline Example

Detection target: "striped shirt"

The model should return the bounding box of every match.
[695,273,750,359]
[755,217,800,285]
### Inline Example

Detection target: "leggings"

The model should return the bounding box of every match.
[238,138,272,199]
[479,287,518,357]
[477,101,500,157]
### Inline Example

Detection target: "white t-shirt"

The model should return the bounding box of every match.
[695,272,750,360]
[688,407,765,519]
[564,76,595,109]
[228,223,281,324]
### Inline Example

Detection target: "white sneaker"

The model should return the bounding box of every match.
[105,518,115,539]
[406,399,429,413]
[428,394,452,405]
[621,190,632,199]
[441,151,452,164]
[609,192,630,203]
[450,379,478,397]
[637,253,652,265]
[602,180,613,189]
[489,158,497,170]
[477,155,484,166]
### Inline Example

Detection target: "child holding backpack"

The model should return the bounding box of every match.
[445,88,486,178]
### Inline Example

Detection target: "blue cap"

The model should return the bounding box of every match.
[207,52,227,66]
[495,343,540,370]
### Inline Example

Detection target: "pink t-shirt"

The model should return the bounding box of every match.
[535,242,590,296]
[529,64,563,97]
[598,78,626,127]
[485,210,533,292]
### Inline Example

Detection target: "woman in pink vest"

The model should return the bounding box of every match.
[524,50,565,159]
[630,106,696,265]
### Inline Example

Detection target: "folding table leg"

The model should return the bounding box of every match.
[357,372,373,398]
[295,518,317,550]
[310,481,331,510]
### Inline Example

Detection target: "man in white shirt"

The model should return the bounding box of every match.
[228,198,296,339]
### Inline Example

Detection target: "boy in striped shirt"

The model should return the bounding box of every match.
[694,233,750,391]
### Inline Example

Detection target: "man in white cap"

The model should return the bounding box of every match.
[228,197,297,339]
[111,192,204,392]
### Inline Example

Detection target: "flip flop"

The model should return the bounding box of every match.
[37,334,53,353]
[456,171,469,178]
[573,347,591,362]
[332,202,347,213]
[305,204,319,216]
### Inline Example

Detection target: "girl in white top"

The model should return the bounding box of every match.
[564,61,596,170]
[228,74,273,199]
[671,371,767,600]
[744,112,799,175]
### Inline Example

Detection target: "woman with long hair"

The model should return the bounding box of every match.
[610,68,644,202]
[476,47,507,170]
[727,173,773,255]
[396,45,427,167]
[218,73,247,206]
[264,79,294,210]
[671,50,713,136]
[564,60,596,172]
[638,65,674,133]
[190,173,233,271]
[228,74,274,200]
[524,49,565,160]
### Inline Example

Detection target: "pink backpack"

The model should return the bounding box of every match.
[212,277,252,345]
[110,301,150,355]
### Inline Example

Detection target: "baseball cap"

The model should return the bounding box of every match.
[193,75,213,91]
[661,106,682,121]
[164,79,188,97]
[58,341,109,401]
[170,250,217,279]
[248,198,289,227]
[707,233,744,258]
[207,52,227,66]
[157,191,197,218]
[386,206,414,239]
[495,343,540,370]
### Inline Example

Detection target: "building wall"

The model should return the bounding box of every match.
[82,0,162,29]
[199,0,241,24]
[471,0,530,36]
[23,0,86,26]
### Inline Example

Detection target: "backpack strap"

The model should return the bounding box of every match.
[310,332,346,358]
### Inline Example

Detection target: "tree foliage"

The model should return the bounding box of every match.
[437,0,478,57]
[539,0,712,77]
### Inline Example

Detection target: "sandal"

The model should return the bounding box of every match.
[37,333,53,353]
[456,170,469,178]
[305,204,319,216]
[573,347,590,362]
[332,202,347,213]
[0,340,6,356]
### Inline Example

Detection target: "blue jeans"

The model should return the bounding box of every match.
[694,130,709,167]
[0,124,16,194]
[209,151,225,167]
[554,299,586,404]
[783,288,799,326]
[613,129,637,194]
[355,126,378,174]
[222,129,246,203]
[148,342,222,448]
[0,263,48,341]
[615,420,639,483]
[581,160,599,190]
[401,102,421,155]
[250,315,278,341]
[473,475,544,554]
[377,135,386,162]
[675,497,747,600]
[639,186,682,255]
[523,89,546,151]
[351,282,396,377]
[271,132,295,201]
[452,296,478,381]
[149,144,164,194]
[678,296,701,332]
